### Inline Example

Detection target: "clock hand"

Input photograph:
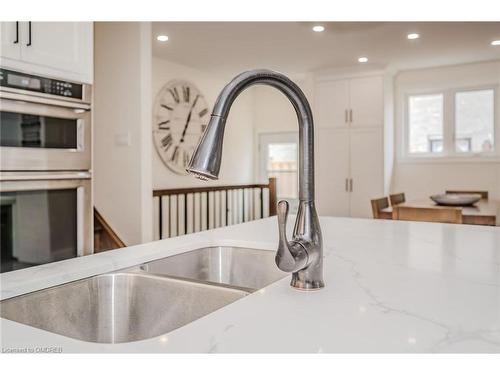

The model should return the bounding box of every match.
[180,95,199,143]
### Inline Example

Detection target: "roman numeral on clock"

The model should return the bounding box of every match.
[183,150,191,167]
[158,120,170,129]
[171,146,179,163]
[198,108,208,118]
[182,86,190,103]
[169,88,180,103]
[161,134,173,150]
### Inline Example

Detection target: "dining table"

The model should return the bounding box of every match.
[381,199,500,226]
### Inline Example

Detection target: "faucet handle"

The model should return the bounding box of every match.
[276,200,308,273]
[277,200,290,249]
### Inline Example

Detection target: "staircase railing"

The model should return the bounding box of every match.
[94,208,126,252]
[153,178,277,239]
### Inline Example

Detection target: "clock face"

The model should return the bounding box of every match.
[153,80,210,175]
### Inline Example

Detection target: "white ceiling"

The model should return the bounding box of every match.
[152,22,500,77]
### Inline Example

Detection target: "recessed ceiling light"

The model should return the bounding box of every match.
[491,40,500,46]
[358,57,368,63]
[407,33,420,40]
[312,25,325,33]
[156,35,169,42]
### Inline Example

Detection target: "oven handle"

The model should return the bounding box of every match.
[0,171,91,182]
[77,119,85,150]
[77,186,85,257]
[0,90,91,110]
[0,96,90,119]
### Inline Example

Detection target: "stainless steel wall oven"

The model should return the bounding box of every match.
[0,68,91,171]
[0,69,93,272]
[0,172,92,272]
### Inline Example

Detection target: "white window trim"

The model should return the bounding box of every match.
[400,84,500,163]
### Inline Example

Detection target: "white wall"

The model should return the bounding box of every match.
[152,57,255,189]
[392,60,500,200]
[252,74,315,180]
[252,74,315,134]
[383,70,396,194]
[93,22,153,246]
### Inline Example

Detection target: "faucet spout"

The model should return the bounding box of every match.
[187,69,324,290]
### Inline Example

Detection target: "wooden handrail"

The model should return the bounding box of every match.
[94,208,126,252]
[153,182,272,197]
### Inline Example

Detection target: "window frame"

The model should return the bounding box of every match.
[401,84,499,163]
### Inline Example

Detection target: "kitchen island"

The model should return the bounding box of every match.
[1,217,499,353]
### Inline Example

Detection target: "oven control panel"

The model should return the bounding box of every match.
[0,68,83,99]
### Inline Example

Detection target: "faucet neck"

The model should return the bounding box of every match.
[212,70,315,202]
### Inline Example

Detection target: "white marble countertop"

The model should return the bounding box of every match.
[1,217,499,353]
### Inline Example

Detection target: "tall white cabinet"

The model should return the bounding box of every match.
[0,22,93,83]
[315,73,388,218]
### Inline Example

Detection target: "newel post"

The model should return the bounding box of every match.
[268,177,277,216]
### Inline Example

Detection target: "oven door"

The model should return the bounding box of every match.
[0,172,92,273]
[0,95,91,171]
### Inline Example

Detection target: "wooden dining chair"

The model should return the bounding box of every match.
[445,190,488,199]
[393,206,463,224]
[371,197,392,219]
[389,192,406,206]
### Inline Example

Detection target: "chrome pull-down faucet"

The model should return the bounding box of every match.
[186,69,324,290]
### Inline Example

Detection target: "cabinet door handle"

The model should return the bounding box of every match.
[13,22,19,44]
[349,178,353,192]
[349,109,353,123]
[345,178,349,192]
[345,109,348,123]
[27,21,32,46]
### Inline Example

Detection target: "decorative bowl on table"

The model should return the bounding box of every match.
[430,194,481,206]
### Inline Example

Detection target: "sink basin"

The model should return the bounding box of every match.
[0,273,247,343]
[140,246,288,291]
[0,247,287,343]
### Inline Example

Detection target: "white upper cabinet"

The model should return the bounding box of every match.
[349,76,384,128]
[21,23,93,82]
[315,80,349,128]
[1,22,21,60]
[0,22,93,83]
[315,74,384,129]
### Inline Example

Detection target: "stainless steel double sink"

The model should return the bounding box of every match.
[0,247,286,344]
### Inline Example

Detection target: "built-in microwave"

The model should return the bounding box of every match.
[0,171,92,273]
[0,68,92,171]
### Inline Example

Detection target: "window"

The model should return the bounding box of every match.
[404,87,497,159]
[408,94,443,154]
[455,89,494,153]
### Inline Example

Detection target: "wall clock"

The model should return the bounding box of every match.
[153,79,210,175]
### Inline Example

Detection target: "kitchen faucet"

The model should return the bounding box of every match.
[186,69,324,290]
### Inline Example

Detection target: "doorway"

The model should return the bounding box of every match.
[258,132,299,214]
